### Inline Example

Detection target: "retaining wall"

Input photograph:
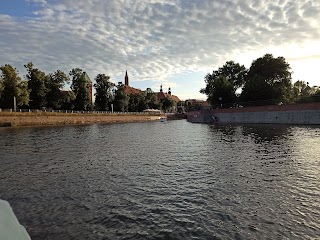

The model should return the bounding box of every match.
[187,103,320,125]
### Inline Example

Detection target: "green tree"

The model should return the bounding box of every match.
[240,75,275,105]
[128,93,145,112]
[0,79,3,94]
[200,61,246,106]
[25,62,48,109]
[0,64,29,108]
[94,74,114,111]
[161,96,174,111]
[113,83,129,112]
[144,88,161,109]
[293,80,319,103]
[70,68,91,110]
[241,54,292,103]
[213,61,247,90]
[46,70,69,109]
[200,75,236,107]
[60,91,76,110]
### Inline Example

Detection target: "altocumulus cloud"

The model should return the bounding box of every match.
[0,0,319,96]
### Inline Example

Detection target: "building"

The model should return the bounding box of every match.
[83,72,93,105]
[156,84,180,103]
[122,71,181,111]
[185,99,211,111]
[123,71,142,95]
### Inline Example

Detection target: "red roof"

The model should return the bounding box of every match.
[156,92,180,102]
[124,86,142,95]
[123,86,180,103]
[157,92,167,99]
[170,95,180,102]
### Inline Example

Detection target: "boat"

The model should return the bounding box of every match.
[160,117,167,122]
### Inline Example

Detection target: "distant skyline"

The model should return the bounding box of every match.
[1,0,319,100]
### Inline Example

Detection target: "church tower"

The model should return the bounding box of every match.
[168,87,171,95]
[160,84,163,92]
[125,71,129,86]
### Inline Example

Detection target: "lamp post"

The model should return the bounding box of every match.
[219,97,222,108]
[13,96,16,112]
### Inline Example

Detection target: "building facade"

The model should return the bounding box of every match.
[122,72,181,111]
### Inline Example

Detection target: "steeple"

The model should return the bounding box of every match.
[168,87,171,95]
[125,71,129,86]
[160,84,163,92]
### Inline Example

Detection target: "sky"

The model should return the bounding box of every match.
[0,0,319,100]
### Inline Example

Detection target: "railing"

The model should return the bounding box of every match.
[0,108,163,115]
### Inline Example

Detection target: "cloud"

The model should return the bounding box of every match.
[26,0,47,6]
[0,0,319,94]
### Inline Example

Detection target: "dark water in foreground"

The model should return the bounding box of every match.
[0,120,319,240]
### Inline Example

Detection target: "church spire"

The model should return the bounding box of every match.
[168,87,171,95]
[125,71,129,86]
[160,84,163,92]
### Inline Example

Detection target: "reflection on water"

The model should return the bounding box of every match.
[0,121,319,240]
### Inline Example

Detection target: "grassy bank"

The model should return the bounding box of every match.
[0,112,162,127]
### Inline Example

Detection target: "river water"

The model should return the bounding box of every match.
[0,120,319,240]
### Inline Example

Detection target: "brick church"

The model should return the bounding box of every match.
[122,71,180,105]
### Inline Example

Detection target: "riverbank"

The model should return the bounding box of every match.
[0,112,163,127]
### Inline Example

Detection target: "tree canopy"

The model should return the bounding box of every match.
[128,93,145,112]
[292,80,319,103]
[113,83,129,112]
[144,89,161,110]
[94,74,114,111]
[70,68,92,110]
[46,70,69,109]
[160,96,174,111]
[200,61,245,106]
[25,62,47,109]
[241,54,292,103]
[200,54,303,107]
[0,64,29,108]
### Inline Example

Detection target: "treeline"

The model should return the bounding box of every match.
[0,63,174,112]
[201,53,320,108]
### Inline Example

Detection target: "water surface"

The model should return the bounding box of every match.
[0,121,319,239]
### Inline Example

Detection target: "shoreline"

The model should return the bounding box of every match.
[0,112,163,127]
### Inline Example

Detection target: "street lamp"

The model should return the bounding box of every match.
[219,97,222,108]
[13,96,16,112]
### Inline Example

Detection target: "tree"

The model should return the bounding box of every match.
[200,75,236,107]
[292,80,319,103]
[128,93,145,112]
[144,88,161,109]
[94,74,114,111]
[113,83,129,112]
[16,81,29,108]
[240,75,275,105]
[161,97,174,111]
[25,62,48,109]
[213,61,247,90]
[60,91,76,110]
[0,78,4,94]
[46,70,69,109]
[0,64,29,109]
[241,54,292,103]
[70,68,91,110]
[200,61,246,106]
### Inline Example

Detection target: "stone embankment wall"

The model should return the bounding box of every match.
[187,103,320,125]
[0,112,162,127]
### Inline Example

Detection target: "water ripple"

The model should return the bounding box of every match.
[0,122,319,239]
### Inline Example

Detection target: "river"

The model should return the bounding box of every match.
[0,120,319,239]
